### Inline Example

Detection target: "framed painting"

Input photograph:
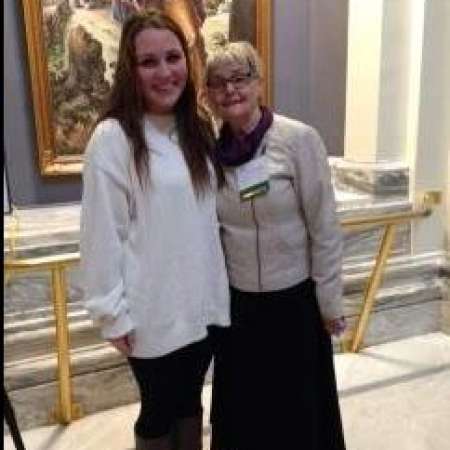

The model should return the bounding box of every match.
[22,0,272,176]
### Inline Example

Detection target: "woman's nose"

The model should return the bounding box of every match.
[223,81,236,93]
[156,62,171,77]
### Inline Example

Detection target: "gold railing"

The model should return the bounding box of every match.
[4,253,82,424]
[340,191,442,352]
[2,192,441,424]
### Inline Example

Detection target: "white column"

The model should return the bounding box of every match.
[343,0,450,331]
[446,150,450,333]
[406,0,450,334]
[335,0,414,197]
[408,0,450,257]
[345,0,413,164]
[344,0,449,249]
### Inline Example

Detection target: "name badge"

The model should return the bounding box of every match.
[236,157,270,201]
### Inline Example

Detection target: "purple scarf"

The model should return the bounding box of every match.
[216,107,274,167]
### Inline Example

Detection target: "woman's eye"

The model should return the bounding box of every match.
[166,52,183,63]
[138,58,158,68]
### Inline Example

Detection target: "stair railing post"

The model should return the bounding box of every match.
[49,263,82,424]
[350,224,397,353]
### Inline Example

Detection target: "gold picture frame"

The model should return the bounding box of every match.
[22,1,272,177]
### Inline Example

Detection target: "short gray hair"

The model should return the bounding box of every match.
[205,41,263,82]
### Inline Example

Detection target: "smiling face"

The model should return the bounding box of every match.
[134,27,188,115]
[207,61,262,131]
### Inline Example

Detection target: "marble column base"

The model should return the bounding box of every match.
[330,157,409,199]
[4,203,80,258]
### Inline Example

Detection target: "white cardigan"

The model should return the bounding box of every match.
[80,117,230,358]
[217,114,343,320]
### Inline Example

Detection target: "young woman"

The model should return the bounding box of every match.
[80,9,229,450]
[205,42,347,450]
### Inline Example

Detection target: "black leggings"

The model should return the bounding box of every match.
[128,335,212,439]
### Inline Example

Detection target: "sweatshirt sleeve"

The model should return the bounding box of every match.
[80,121,134,339]
[293,126,344,320]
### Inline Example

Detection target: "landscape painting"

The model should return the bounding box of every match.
[22,0,271,175]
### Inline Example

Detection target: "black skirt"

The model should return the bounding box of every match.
[210,278,346,450]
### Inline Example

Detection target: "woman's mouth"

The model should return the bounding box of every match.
[222,98,243,107]
[154,87,172,94]
[152,82,177,93]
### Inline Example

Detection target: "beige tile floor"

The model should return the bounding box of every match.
[5,332,450,450]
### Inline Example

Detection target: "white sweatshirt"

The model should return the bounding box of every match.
[80,116,230,358]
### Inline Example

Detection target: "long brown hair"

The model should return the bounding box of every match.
[100,8,222,193]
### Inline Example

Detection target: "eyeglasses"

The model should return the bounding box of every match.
[207,72,256,91]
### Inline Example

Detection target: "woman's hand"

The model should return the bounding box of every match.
[108,331,135,356]
[324,317,347,337]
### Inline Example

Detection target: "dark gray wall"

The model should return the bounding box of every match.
[4,0,82,207]
[273,0,348,156]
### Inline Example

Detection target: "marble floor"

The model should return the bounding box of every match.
[4,332,450,450]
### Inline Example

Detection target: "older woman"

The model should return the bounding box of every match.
[206,42,346,450]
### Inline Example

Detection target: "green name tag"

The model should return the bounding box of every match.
[236,157,270,202]
[239,181,270,201]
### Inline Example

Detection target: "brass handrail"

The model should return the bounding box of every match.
[5,252,80,271]
[340,207,431,231]
[4,253,82,425]
[340,197,439,352]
